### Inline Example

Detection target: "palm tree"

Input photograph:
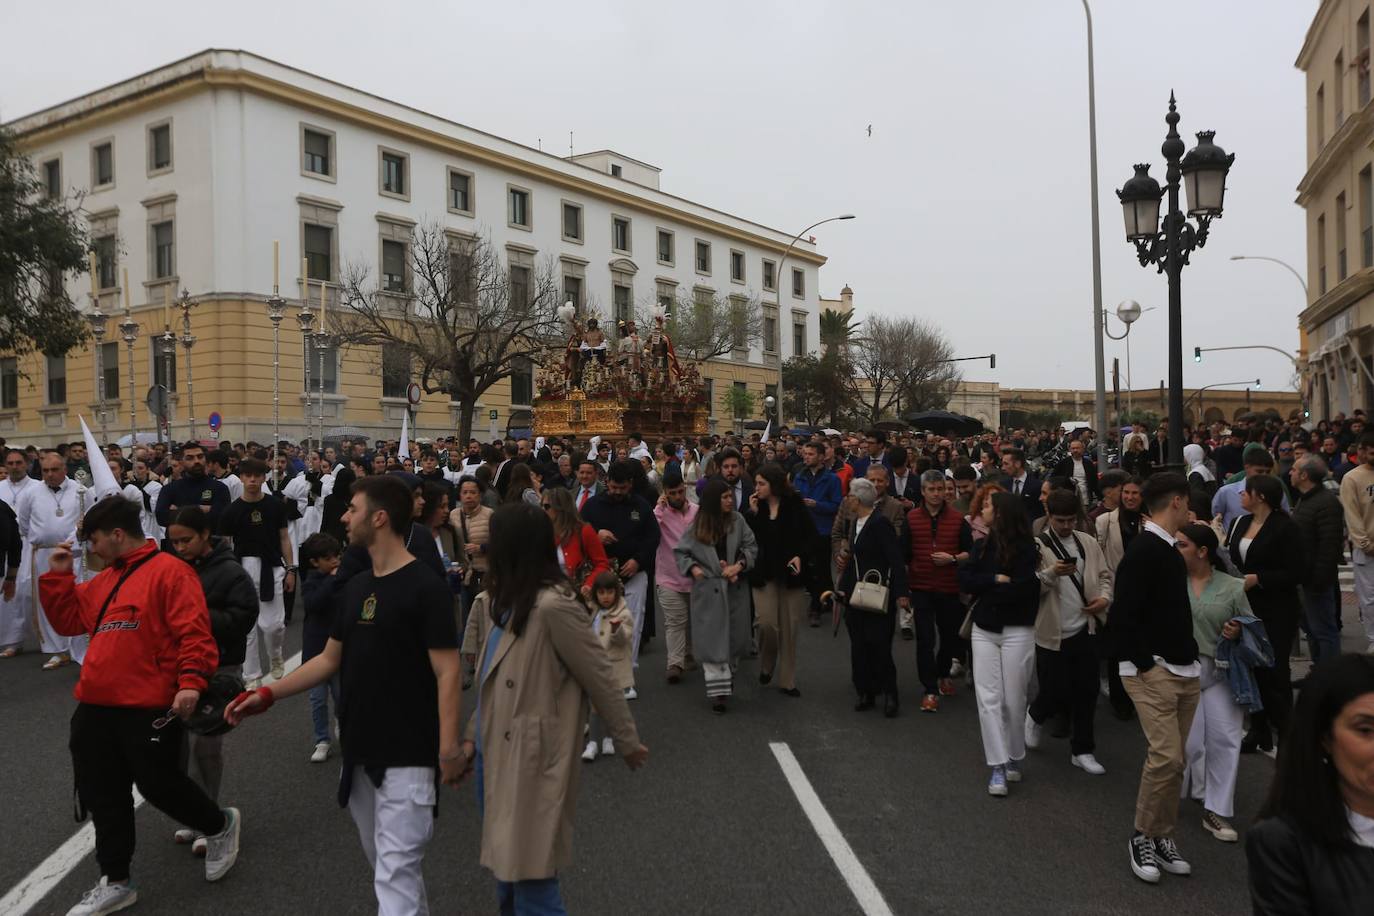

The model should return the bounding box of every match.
[819,308,859,354]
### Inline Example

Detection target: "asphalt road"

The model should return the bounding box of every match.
[1,596,1362,916]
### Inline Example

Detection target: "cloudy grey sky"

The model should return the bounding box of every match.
[1,0,1315,392]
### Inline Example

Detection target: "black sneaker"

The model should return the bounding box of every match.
[1129,832,1160,884]
[1152,836,1192,876]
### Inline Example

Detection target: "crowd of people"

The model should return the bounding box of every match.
[4,410,1374,914]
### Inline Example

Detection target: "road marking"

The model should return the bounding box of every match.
[0,651,303,915]
[769,741,895,916]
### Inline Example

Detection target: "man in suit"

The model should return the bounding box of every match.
[716,448,754,516]
[1053,439,1100,505]
[571,460,604,512]
[1001,447,1044,521]
[886,446,918,511]
[493,442,527,498]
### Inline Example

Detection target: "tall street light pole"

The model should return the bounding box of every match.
[1081,0,1108,472]
[1116,94,1235,470]
[1229,255,1308,297]
[775,214,855,425]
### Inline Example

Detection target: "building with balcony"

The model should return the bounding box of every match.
[1298,0,1374,417]
[1,49,827,445]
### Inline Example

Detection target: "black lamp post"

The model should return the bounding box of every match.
[1116,93,1234,471]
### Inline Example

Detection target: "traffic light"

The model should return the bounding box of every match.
[989,353,996,369]
[1193,346,1202,362]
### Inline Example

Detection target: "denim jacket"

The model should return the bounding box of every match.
[1213,615,1274,712]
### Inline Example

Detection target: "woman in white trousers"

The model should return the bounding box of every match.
[958,492,1042,797]
[1176,523,1252,842]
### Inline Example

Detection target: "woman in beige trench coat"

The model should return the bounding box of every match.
[456,503,648,914]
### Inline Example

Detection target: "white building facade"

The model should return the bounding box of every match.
[3,49,827,444]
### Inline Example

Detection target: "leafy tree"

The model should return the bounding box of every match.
[721,383,755,428]
[0,126,90,361]
[332,224,562,444]
[784,351,857,426]
[658,288,764,362]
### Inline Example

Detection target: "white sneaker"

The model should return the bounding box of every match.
[270,656,285,681]
[191,835,208,858]
[623,686,638,700]
[173,827,197,844]
[1072,753,1106,775]
[949,659,966,678]
[310,741,330,763]
[204,807,241,882]
[1024,712,1042,749]
[601,737,615,756]
[581,740,598,762]
[244,676,262,690]
[66,877,137,915]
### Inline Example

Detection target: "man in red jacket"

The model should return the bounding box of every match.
[906,469,973,713]
[40,495,242,916]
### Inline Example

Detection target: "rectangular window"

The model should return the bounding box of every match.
[730,250,745,283]
[762,259,776,291]
[508,186,531,228]
[92,142,113,187]
[1317,84,1326,147]
[381,344,410,398]
[1,358,18,409]
[1362,165,1373,268]
[764,315,777,352]
[152,221,175,279]
[612,216,631,253]
[43,159,60,199]
[382,240,407,293]
[95,236,117,290]
[381,151,406,196]
[448,169,472,213]
[610,164,623,178]
[148,123,172,172]
[46,354,66,405]
[509,264,530,313]
[449,248,475,306]
[657,230,674,265]
[1337,52,1346,127]
[695,240,711,274]
[563,275,582,312]
[613,284,632,324]
[153,337,177,392]
[791,268,805,298]
[304,224,332,281]
[511,357,534,406]
[562,202,583,242]
[1361,10,1372,107]
[793,321,806,356]
[1318,212,1328,295]
[1338,191,1349,281]
[305,336,338,393]
[100,341,120,401]
[303,128,333,177]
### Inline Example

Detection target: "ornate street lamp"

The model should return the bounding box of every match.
[118,311,139,443]
[1115,93,1234,470]
[86,305,109,445]
[176,289,198,442]
[266,293,287,488]
[296,302,317,452]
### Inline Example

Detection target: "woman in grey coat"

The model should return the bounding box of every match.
[675,477,758,713]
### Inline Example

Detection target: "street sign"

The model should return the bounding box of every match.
[488,409,499,420]
[145,385,168,421]
[406,383,422,407]
[208,411,222,432]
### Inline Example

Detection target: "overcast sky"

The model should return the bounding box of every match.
[1,0,1315,392]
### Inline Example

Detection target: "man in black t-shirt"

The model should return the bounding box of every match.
[227,474,461,915]
[218,458,294,688]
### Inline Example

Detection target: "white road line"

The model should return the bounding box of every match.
[769,741,895,916]
[0,651,303,915]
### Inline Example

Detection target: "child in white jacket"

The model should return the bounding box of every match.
[582,571,635,761]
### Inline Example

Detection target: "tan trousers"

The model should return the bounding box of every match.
[753,582,806,690]
[1122,665,1201,838]
[657,586,692,670]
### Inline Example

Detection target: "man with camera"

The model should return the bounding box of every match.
[38,495,242,916]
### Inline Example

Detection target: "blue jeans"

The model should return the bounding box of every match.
[308,676,339,744]
[1303,585,1341,667]
[496,878,566,915]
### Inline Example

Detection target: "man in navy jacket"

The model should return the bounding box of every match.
[793,441,841,627]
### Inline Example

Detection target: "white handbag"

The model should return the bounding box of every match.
[850,569,890,613]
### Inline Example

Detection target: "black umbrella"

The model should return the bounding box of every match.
[743,419,770,431]
[903,410,984,436]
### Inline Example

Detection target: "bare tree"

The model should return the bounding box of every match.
[331,223,563,443]
[848,315,961,423]
[648,288,764,362]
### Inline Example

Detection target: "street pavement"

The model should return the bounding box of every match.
[2,594,1364,916]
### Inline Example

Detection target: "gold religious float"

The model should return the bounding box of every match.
[532,305,708,439]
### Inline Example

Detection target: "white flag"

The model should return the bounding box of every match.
[760,420,772,444]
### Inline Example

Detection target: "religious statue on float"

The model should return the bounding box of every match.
[645,304,681,387]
